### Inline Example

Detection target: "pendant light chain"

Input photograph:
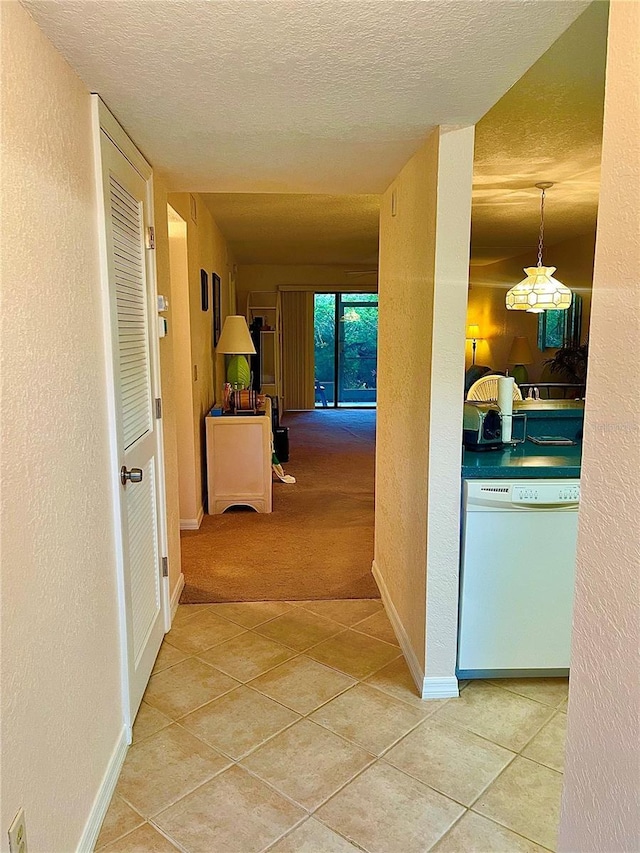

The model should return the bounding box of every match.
[537,187,546,268]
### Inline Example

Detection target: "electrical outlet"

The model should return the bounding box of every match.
[8,808,27,853]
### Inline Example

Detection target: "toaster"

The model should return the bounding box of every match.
[463,402,503,450]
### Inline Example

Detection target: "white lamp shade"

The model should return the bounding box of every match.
[467,324,480,339]
[216,315,256,355]
[506,266,572,312]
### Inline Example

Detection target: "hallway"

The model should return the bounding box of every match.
[97,601,568,852]
[180,410,378,603]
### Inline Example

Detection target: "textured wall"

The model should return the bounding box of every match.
[236,264,377,317]
[375,127,474,680]
[425,126,475,677]
[0,2,122,849]
[559,3,640,850]
[167,194,235,518]
[468,232,595,379]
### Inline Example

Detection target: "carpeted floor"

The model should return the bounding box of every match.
[180,409,379,602]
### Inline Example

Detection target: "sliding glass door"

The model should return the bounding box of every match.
[314,293,378,408]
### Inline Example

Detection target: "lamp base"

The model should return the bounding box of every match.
[511,364,529,385]
[226,354,251,389]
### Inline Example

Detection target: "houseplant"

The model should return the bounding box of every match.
[544,340,589,383]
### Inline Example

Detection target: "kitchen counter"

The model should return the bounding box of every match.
[462,440,582,479]
[462,399,583,479]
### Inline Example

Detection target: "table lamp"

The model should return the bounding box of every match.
[507,336,533,385]
[466,325,481,365]
[216,315,256,389]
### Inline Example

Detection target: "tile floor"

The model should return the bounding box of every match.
[96,600,568,853]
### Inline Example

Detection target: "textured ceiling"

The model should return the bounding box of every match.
[23,0,588,194]
[202,194,380,264]
[470,1,608,265]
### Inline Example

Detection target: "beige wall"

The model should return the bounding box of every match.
[236,263,377,314]
[167,206,199,526]
[375,126,474,690]
[166,194,235,519]
[468,232,595,379]
[559,3,640,850]
[0,3,122,849]
[153,186,183,595]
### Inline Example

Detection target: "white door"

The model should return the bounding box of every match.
[98,120,166,725]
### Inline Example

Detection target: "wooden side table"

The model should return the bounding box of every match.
[205,411,272,514]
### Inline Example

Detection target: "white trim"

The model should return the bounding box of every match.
[95,97,151,180]
[180,506,204,530]
[421,676,459,699]
[372,560,459,700]
[170,572,185,621]
[91,97,131,730]
[76,727,129,853]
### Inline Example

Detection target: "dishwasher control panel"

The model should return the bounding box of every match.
[512,483,580,505]
[466,479,581,510]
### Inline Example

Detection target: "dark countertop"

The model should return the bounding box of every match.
[462,440,582,479]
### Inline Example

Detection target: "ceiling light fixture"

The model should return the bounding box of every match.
[505,183,572,313]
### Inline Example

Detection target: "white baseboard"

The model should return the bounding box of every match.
[180,506,204,530]
[371,560,459,701]
[76,726,129,853]
[170,572,185,622]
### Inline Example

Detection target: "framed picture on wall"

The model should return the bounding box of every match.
[212,272,221,345]
[200,269,209,311]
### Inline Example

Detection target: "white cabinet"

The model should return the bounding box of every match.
[205,413,272,514]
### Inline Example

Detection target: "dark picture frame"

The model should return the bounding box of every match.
[212,272,221,345]
[200,269,209,311]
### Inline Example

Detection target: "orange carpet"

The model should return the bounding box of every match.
[180,409,379,602]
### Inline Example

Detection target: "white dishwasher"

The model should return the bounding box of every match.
[457,478,579,678]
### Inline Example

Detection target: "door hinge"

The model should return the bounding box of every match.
[162,556,168,578]
[155,398,162,419]
[146,226,155,249]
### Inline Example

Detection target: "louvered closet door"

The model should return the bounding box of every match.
[101,131,165,723]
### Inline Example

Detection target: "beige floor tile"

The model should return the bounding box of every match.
[100,823,180,852]
[309,683,424,755]
[249,655,355,714]
[171,604,211,626]
[352,609,399,646]
[151,642,188,674]
[164,609,244,654]
[132,702,172,743]
[384,717,515,806]
[154,765,305,853]
[489,677,569,708]
[316,761,464,853]
[143,657,239,719]
[95,795,144,850]
[306,629,401,679]
[241,719,373,810]
[270,818,360,852]
[432,811,549,852]
[522,711,567,772]
[198,630,296,682]
[207,600,293,628]
[253,608,344,651]
[115,724,230,817]
[298,599,383,626]
[473,756,564,850]
[435,681,554,751]
[365,657,445,712]
[180,685,300,759]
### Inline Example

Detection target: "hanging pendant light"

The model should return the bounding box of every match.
[505,183,572,312]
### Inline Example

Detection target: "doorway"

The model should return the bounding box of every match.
[314,293,378,408]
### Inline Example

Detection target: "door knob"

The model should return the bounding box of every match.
[121,466,143,485]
